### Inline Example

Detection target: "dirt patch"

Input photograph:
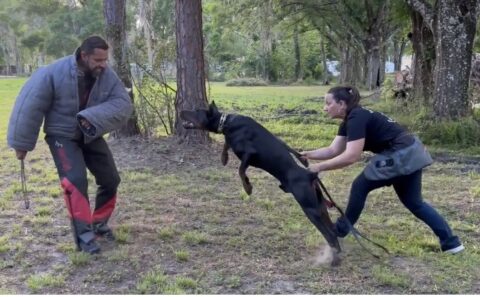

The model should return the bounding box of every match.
[110,135,225,173]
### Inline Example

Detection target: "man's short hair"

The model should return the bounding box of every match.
[80,36,109,54]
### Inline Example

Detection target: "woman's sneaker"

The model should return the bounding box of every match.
[443,244,465,254]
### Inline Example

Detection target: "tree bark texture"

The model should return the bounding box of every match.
[104,0,140,136]
[392,35,407,72]
[174,0,209,144]
[339,46,361,85]
[320,39,329,84]
[362,1,389,90]
[432,0,478,118]
[410,9,435,105]
[407,0,479,119]
[138,0,155,66]
[293,25,301,81]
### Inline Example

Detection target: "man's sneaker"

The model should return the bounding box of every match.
[94,223,116,242]
[443,244,465,254]
[79,240,101,254]
[96,229,116,242]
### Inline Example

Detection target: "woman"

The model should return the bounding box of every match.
[302,85,464,254]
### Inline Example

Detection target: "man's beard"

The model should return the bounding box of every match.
[91,67,104,78]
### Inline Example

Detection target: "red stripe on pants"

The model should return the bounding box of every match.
[61,178,92,223]
[93,195,117,223]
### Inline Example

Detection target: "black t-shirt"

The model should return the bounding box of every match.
[337,107,407,153]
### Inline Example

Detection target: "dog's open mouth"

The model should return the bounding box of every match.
[182,120,195,129]
[179,110,201,129]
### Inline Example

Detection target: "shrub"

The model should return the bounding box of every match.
[225,78,268,87]
[415,117,480,148]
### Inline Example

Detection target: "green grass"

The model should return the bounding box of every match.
[136,268,186,294]
[371,265,411,288]
[68,252,91,266]
[182,231,208,245]
[0,78,479,294]
[174,249,190,262]
[114,224,131,243]
[26,273,65,293]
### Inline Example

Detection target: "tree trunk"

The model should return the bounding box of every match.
[409,10,435,105]
[293,25,301,81]
[432,1,478,119]
[365,41,382,90]
[407,0,479,119]
[260,0,275,82]
[138,0,155,66]
[14,36,23,75]
[320,39,329,85]
[104,0,141,137]
[174,0,209,144]
[379,40,387,86]
[339,46,357,85]
[392,35,407,72]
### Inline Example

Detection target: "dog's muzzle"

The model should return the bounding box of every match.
[182,120,195,129]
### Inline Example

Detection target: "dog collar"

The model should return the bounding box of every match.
[217,113,228,133]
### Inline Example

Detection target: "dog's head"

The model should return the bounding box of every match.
[180,101,222,132]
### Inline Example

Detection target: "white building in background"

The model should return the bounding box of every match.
[327,56,413,77]
[326,61,339,76]
[401,55,413,71]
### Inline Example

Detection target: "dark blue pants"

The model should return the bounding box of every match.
[335,169,461,251]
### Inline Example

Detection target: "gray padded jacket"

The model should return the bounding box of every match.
[7,49,133,151]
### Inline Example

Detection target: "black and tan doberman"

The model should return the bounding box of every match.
[181,101,341,266]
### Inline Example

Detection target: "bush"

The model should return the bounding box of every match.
[415,117,480,148]
[208,72,226,82]
[225,78,268,87]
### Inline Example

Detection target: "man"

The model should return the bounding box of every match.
[7,36,133,254]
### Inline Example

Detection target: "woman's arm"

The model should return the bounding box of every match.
[302,135,347,160]
[309,138,364,172]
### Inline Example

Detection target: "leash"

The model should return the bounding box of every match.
[20,159,30,209]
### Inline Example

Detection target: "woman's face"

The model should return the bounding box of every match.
[323,93,347,119]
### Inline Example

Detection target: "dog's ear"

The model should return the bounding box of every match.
[209,101,219,114]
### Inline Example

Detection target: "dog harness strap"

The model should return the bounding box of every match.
[217,113,228,133]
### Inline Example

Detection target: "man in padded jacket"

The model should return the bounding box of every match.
[7,36,133,254]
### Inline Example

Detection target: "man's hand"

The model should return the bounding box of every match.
[15,149,27,160]
[79,118,92,129]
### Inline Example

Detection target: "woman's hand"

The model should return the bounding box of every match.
[299,151,310,161]
[308,162,323,173]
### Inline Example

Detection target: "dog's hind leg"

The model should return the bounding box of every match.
[239,153,253,195]
[221,142,230,165]
[290,182,341,265]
